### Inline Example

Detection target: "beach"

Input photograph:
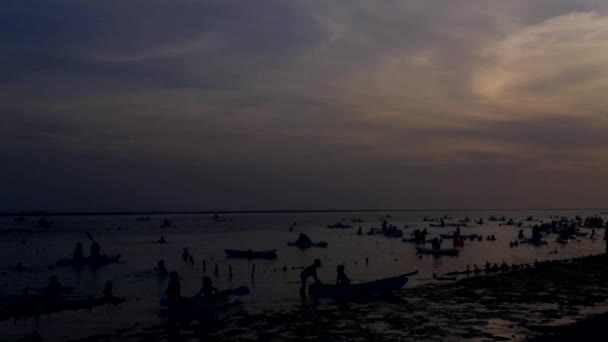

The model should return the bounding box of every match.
[1,210,607,341]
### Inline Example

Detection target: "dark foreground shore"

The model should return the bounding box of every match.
[47,254,608,341]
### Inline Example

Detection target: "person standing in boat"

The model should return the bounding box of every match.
[300,259,321,296]
[336,265,350,286]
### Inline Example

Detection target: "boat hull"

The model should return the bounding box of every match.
[308,276,409,298]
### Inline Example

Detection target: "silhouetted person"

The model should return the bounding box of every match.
[182,248,190,262]
[188,255,195,266]
[518,229,524,240]
[431,237,441,250]
[296,233,312,245]
[165,272,180,328]
[103,281,113,299]
[46,276,60,302]
[73,242,84,264]
[166,272,180,298]
[336,265,350,286]
[357,227,362,235]
[300,259,321,296]
[158,236,167,244]
[604,227,608,253]
[90,242,101,262]
[196,276,218,301]
[155,260,168,277]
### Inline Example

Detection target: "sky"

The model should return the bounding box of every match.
[2,0,608,211]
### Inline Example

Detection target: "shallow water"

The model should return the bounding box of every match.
[0,210,605,340]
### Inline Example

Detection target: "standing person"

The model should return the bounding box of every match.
[300,259,321,297]
[604,226,608,253]
[336,265,350,286]
[165,272,180,327]
[73,243,84,264]
[90,241,101,262]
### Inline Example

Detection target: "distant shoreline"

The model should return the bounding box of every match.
[1,208,607,216]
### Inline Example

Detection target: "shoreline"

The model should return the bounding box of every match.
[59,253,608,341]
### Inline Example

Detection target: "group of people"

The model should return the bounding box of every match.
[72,241,102,265]
[299,259,350,296]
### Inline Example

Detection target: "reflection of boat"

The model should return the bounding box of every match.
[56,254,121,267]
[288,241,328,248]
[416,247,459,256]
[308,271,417,298]
[224,249,277,259]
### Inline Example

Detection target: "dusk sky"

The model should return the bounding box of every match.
[2,0,608,211]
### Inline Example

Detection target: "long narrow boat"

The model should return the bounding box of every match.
[287,241,328,248]
[224,249,277,259]
[308,271,418,298]
[416,247,459,256]
[56,254,121,267]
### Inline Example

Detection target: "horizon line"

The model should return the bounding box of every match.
[1,208,608,216]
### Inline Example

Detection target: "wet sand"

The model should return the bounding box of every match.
[57,253,608,341]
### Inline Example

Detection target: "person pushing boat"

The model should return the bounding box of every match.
[300,259,321,296]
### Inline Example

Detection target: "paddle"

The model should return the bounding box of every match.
[85,232,106,256]
[400,270,419,278]
[232,286,250,296]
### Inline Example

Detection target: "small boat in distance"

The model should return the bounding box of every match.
[416,247,459,256]
[224,249,277,259]
[327,222,352,229]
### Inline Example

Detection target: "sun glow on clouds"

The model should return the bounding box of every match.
[474,12,608,117]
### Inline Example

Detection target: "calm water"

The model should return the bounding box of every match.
[0,210,605,341]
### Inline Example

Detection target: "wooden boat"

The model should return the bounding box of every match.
[287,241,328,248]
[308,271,418,298]
[56,254,121,267]
[224,249,277,259]
[440,233,479,239]
[416,247,459,256]
[327,223,352,229]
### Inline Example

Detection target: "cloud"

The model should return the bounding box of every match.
[2,1,608,210]
[473,12,608,117]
